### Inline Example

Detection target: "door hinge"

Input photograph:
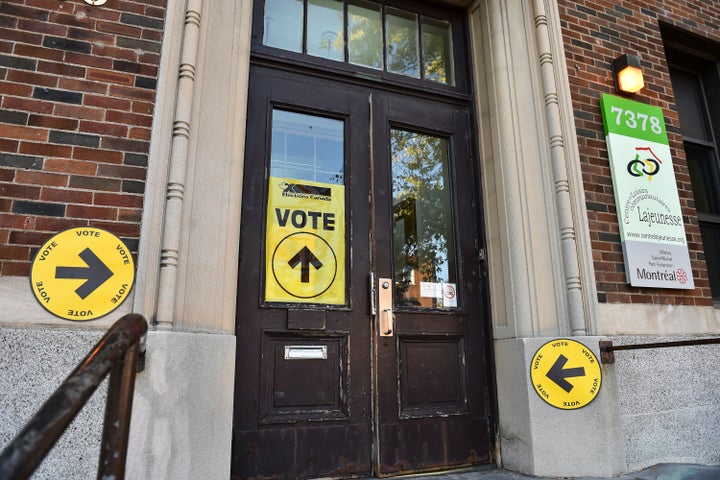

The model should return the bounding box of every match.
[369,272,377,316]
[478,247,486,262]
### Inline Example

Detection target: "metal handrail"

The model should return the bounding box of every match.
[0,313,148,480]
[599,336,720,364]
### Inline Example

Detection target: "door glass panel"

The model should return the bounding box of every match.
[348,0,383,70]
[264,0,304,53]
[271,110,344,184]
[386,8,419,78]
[422,18,453,86]
[307,0,345,61]
[391,129,457,309]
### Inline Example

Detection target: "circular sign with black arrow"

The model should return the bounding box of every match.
[30,227,136,321]
[530,338,602,410]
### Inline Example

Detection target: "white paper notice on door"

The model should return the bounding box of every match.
[420,282,442,298]
[441,283,458,307]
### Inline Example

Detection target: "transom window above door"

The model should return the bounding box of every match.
[262,0,455,85]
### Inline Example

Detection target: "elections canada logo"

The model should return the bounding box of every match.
[627,146,663,181]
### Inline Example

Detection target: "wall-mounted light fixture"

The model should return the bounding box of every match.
[613,54,644,94]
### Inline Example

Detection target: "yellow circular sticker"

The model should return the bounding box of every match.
[530,339,602,410]
[30,228,136,321]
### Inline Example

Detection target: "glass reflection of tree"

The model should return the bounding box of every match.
[422,26,449,84]
[348,5,382,69]
[386,14,419,78]
[391,130,453,307]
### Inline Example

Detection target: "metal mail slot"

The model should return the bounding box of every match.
[284,345,328,360]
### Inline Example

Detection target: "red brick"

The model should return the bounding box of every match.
[6,70,59,88]
[8,230,49,246]
[16,18,68,37]
[19,141,72,157]
[94,191,143,208]
[0,244,31,261]
[64,51,113,69]
[41,187,93,204]
[96,163,146,180]
[84,94,132,111]
[0,183,41,199]
[44,158,98,176]
[0,27,43,46]
[37,60,86,78]
[88,221,139,237]
[86,68,134,85]
[105,109,152,127]
[79,120,128,137]
[0,168,15,181]
[96,21,142,39]
[0,125,48,142]
[27,114,78,130]
[72,147,123,164]
[131,100,153,115]
[13,43,64,62]
[58,77,108,95]
[66,204,118,220]
[53,103,104,121]
[34,216,83,232]
[0,139,19,152]
[118,208,142,223]
[15,170,68,187]
[128,127,151,141]
[2,96,54,114]
[0,81,33,97]
[2,261,30,276]
[0,213,31,229]
[108,84,155,101]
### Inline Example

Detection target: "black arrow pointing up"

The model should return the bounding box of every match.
[56,247,113,299]
[288,246,323,283]
[546,354,585,393]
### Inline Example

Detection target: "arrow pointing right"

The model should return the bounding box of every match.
[56,247,113,299]
[546,354,585,393]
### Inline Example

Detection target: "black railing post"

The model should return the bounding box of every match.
[0,314,147,480]
[97,339,140,480]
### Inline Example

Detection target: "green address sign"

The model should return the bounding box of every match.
[600,94,667,144]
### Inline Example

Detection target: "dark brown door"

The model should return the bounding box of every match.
[232,67,491,479]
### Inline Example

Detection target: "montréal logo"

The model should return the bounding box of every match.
[627,146,663,181]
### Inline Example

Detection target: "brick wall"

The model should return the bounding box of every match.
[0,0,165,276]
[558,0,720,306]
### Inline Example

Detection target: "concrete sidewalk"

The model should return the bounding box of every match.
[388,464,720,480]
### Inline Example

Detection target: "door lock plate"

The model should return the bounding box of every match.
[378,277,394,337]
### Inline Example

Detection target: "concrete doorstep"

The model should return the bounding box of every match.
[373,463,720,480]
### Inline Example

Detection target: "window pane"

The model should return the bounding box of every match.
[348,0,383,70]
[422,18,453,85]
[271,110,344,184]
[700,223,720,301]
[264,0,303,53]
[391,129,457,309]
[670,67,711,141]
[307,0,344,61]
[685,142,720,215]
[386,8,419,78]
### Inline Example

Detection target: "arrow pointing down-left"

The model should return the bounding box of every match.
[55,247,113,299]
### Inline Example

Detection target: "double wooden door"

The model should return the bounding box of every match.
[232,66,492,479]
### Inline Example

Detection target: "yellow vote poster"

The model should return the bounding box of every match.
[265,177,345,304]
